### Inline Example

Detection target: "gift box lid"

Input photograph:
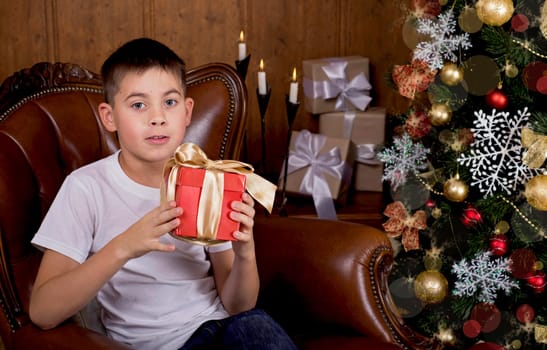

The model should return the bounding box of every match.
[177,167,246,191]
[319,107,387,145]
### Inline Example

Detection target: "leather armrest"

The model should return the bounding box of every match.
[254,215,439,349]
[12,321,131,350]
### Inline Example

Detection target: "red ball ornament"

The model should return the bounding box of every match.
[509,248,537,279]
[526,271,546,293]
[471,303,502,333]
[485,89,508,110]
[511,14,529,32]
[463,319,481,338]
[489,235,508,256]
[516,304,535,324]
[461,205,482,227]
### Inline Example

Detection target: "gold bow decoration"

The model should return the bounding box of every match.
[382,201,427,251]
[522,127,547,169]
[161,143,277,244]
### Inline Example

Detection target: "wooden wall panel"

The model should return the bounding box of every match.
[54,0,148,73]
[0,0,411,179]
[342,1,409,113]
[0,1,51,71]
[153,0,245,67]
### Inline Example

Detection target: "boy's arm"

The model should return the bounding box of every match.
[29,243,129,330]
[210,193,259,315]
[30,201,182,329]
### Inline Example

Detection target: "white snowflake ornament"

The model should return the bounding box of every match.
[377,133,429,190]
[452,251,519,303]
[457,107,540,197]
[413,10,472,70]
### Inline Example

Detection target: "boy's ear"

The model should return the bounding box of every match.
[184,97,194,126]
[98,102,117,132]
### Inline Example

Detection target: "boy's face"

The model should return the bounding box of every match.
[99,67,193,168]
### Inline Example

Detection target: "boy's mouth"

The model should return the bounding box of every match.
[146,135,169,143]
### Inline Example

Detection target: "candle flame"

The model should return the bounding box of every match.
[292,67,297,82]
[239,30,245,42]
[259,59,264,71]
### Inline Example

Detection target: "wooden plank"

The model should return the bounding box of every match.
[0,1,50,81]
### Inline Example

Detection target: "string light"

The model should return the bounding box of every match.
[511,38,547,60]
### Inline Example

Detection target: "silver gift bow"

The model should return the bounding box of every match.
[303,60,372,111]
[287,130,345,220]
[356,144,381,165]
[342,112,380,165]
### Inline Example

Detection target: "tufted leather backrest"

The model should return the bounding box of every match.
[0,62,247,342]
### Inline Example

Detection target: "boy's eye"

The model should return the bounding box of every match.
[165,99,178,107]
[131,102,146,110]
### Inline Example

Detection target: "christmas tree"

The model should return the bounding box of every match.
[380,0,547,348]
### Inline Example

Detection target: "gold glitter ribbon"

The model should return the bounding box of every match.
[161,143,277,242]
[522,127,547,168]
[536,324,547,344]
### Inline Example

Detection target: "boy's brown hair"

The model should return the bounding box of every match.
[101,38,187,105]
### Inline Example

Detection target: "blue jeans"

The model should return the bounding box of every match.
[179,309,298,350]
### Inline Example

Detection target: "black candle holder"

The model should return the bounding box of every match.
[279,95,300,216]
[256,86,271,174]
[235,55,251,81]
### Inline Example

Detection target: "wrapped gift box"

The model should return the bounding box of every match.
[319,107,386,191]
[280,130,354,206]
[163,143,276,244]
[302,56,371,114]
[173,167,245,241]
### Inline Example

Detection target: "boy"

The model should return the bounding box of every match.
[29,38,297,350]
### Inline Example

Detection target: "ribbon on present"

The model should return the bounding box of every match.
[522,127,547,168]
[161,143,277,243]
[382,201,427,251]
[356,144,382,165]
[341,112,381,165]
[287,130,346,220]
[303,60,372,111]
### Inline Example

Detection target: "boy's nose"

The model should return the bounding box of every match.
[150,118,166,126]
[149,109,167,126]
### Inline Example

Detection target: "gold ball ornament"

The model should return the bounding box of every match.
[436,327,456,346]
[475,0,514,26]
[443,176,469,202]
[440,63,464,86]
[414,270,449,304]
[525,175,547,211]
[505,63,519,78]
[458,6,483,33]
[429,103,452,126]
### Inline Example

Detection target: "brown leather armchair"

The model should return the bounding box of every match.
[0,62,439,349]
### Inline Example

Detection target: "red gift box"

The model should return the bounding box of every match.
[172,167,246,242]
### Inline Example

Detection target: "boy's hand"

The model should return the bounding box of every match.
[230,192,256,258]
[115,200,181,259]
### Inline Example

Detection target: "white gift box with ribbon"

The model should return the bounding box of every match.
[278,130,354,220]
[302,56,372,115]
[319,107,386,191]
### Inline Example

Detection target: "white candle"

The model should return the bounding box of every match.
[289,67,298,103]
[258,59,267,95]
[238,30,246,61]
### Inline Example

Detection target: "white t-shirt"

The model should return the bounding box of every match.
[32,151,231,349]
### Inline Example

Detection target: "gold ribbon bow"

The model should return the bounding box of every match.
[522,127,547,169]
[382,201,427,252]
[161,143,277,244]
